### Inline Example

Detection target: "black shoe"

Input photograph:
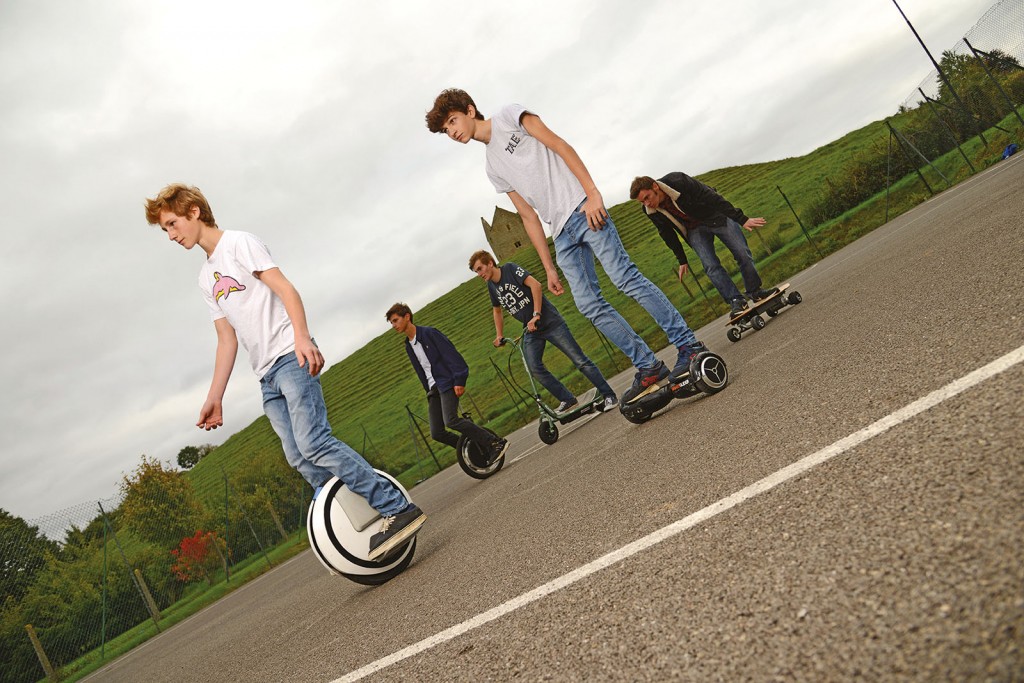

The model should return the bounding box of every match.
[729,298,748,317]
[622,361,669,403]
[367,504,426,561]
[490,438,510,464]
[671,342,710,379]
[750,287,779,302]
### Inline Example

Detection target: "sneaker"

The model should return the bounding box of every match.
[555,398,579,414]
[621,361,670,403]
[750,287,779,301]
[598,394,618,411]
[729,298,748,317]
[367,503,426,561]
[490,438,510,463]
[671,341,710,379]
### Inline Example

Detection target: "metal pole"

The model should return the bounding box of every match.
[98,502,161,633]
[891,0,987,145]
[885,127,893,223]
[407,405,442,472]
[964,38,1024,128]
[889,120,950,187]
[776,186,823,258]
[884,121,935,195]
[920,88,975,173]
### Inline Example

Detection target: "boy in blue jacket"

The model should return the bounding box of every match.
[386,303,508,462]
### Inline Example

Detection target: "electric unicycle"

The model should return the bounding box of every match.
[307,470,417,585]
[456,416,505,479]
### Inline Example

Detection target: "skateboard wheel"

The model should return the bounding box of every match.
[726,328,742,343]
[538,421,559,445]
[750,314,766,330]
[788,291,802,305]
[766,309,778,318]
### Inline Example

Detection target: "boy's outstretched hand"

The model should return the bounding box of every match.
[197,399,224,431]
[295,338,325,376]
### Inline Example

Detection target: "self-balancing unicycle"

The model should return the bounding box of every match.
[307,470,418,585]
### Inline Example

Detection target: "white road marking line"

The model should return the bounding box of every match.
[332,344,1024,683]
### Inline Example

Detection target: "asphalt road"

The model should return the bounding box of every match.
[85,154,1024,682]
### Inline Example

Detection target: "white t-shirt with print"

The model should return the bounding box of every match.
[485,104,586,239]
[198,230,295,379]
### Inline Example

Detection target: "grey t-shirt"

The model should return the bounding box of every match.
[485,104,587,238]
[487,262,564,330]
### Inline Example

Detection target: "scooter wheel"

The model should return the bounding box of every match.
[457,431,505,480]
[726,328,742,343]
[538,421,559,444]
[690,352,729,395]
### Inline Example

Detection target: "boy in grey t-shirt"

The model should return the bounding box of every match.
[427,89,712,404]
[469,250,616,413]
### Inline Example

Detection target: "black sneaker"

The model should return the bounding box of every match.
[622,361,670,403]
[750,287,779,302]
[555,398,579,414]
[368,504,426,561]
[729,298,748,317]
[490,438,510,464]
[671,341,710,379]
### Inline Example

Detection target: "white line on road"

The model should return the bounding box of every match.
[332,344,1024,683]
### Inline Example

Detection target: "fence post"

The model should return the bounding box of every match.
[963,38,1024,129]
[920,88,976,173]
[24,624,57,681]
[406,405,442,472]
[220,465,273,570]
[134,568,163,622]
[266,498,289,542]
[776,186,823,259]
[98,502,161,633]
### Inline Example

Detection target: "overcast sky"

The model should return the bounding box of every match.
[0,0,994,522]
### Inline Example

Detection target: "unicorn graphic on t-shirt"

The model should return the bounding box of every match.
[212,272,246,302]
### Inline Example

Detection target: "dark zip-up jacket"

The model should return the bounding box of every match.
[404,325,470,393]
[643,172,750,266]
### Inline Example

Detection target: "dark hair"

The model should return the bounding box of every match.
[628,176,658,200]
[386,302,413,323]
[426,88,483,133]
[468,250,495,271]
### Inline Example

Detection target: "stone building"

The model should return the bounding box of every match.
[481,206,528,262]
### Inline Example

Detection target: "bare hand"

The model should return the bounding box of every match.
[493,336,504,348]
[527,318,538,333]
[295,337,325,376]
[743,217,766,231]
[197,400,223,431]
[678,264,689,281]
[454,385,466,397]
[583,192,608,231]
[546,269,564,296]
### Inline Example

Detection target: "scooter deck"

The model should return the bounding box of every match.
[552,387,601,423]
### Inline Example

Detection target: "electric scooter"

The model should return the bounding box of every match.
[498,334,610,445]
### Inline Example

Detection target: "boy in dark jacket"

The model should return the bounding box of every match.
[386,303,508,462]
[630,173,777,317]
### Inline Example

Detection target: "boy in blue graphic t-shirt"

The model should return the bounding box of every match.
[469,250,616,413]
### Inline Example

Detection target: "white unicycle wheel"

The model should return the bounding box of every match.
[306,470,416,585]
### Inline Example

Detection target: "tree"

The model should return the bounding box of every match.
[177,445,201,469]
[0,509,58,603]
[177,443,216,469]
[170,530,226,585]
[118,456,205,549]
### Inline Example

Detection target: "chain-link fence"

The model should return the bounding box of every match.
[0,456,310,683]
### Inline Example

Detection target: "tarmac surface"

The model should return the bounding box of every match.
[84,154,1024,682]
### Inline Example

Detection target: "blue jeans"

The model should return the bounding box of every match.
[554,209,697,369]
[261,352,407,516]
[523,321,615,402]
[687,218,762,303]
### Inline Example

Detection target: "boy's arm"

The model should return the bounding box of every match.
[507,190,564,296]
[198,317,238,431]
[523,275,544,333]
[256,267,325,376]
[492,306,505,347]
[520,113,607,231]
